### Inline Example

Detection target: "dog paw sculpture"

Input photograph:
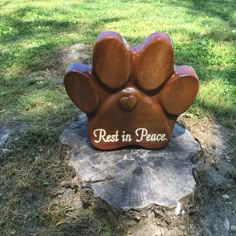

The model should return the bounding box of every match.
[64,32,199,150]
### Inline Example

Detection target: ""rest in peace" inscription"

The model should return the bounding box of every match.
[93,128,167,143]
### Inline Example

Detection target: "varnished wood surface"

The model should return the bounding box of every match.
[64,68,99,114]
[93,32,131,89]
[133,32,174,91]
[160,65,199,115]
[88,88,171,150]
[64,31,199,150]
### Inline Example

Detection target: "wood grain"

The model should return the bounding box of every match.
[88,88,171,150]
[133,32,174,91]
[93,31,131,89]
[160,66,199,115]
[64,62,99,114]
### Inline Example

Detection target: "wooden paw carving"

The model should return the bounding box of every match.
[64,32,199,150]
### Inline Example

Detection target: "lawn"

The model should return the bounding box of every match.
[0,0,235,235]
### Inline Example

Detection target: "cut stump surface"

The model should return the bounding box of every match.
[60,114,201,209]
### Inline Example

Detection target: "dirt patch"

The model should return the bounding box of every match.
[59,43,93,72]
[23,43,92,88]
[25,69,64,83]
[179,114,236,236]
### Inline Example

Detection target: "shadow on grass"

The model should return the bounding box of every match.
[190,0,236,29]
[0,0,10,7]
[0,5,124,76]
[172,0,236,41]
[0,5,124,45]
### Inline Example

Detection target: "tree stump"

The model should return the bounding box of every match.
[60,114,201,209]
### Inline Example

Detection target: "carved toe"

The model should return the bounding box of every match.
[133,32,174,91]
[93,31,132,89]
[64,62,100,114]
[160,66,199,115]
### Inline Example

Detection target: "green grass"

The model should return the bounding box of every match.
[0,0,236,235]
[0,0,235,123]
[1,0,235,147]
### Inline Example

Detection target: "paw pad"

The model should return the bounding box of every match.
[64,31,199,150]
